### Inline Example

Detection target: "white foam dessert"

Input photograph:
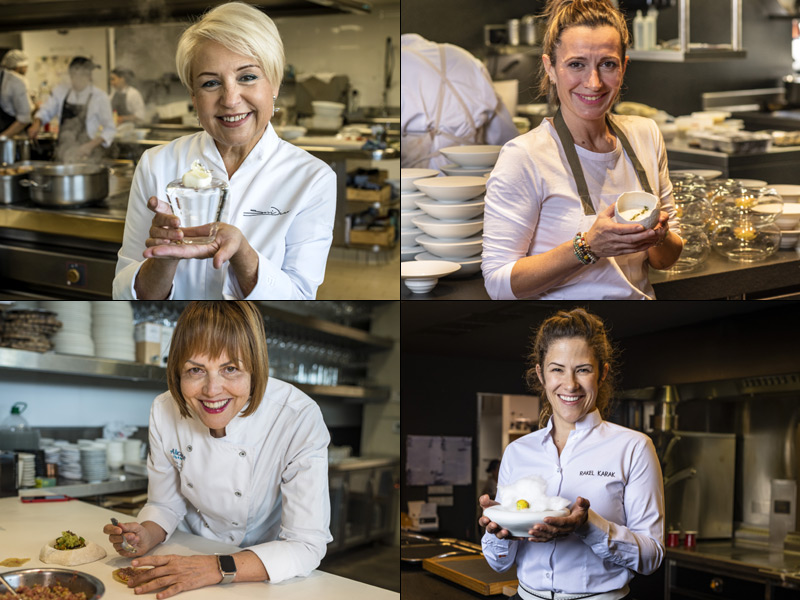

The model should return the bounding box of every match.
[619,207,651,221]
[494,475,570,513]
[181,160,213,189]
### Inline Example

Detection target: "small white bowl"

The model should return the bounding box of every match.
[416,233,483,258]
[401,245,426,262]
[401,192,426,211]
[670,169,722,181]
[779,229,800,249]
[735,179,768,188]
[414,176,487,202]
[400,168,439,192]
[771,185,800,203]
[440,145,501,168]
[416,198,485,221]
[483,505,570,537]
[776,203,800,230]
[412,214,484,239]
[440,163,494,177]
[401,260,461,293]
[416,251,482,277]
[400,227,423,247]
[275,125,307,140]
[615,191,661,229]
[312,100,346,117]
[400,209,425,230]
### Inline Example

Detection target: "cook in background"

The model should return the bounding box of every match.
[109,67,146,126]
[103,301,331,598]
[479,308,664,600]
[113,1,335,300]
[28,56,116,162]
[400,33,518,170]
[481,0,683,300]
[0,50,33,138]
[480,458,501,500]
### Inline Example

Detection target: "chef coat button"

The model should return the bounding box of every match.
[229,535,234,541]
[234,491,242,497]
[187,445,193,452]
[546,573,551,579]
[187,482,193,488]
[556,467,562,473]
[239,451,246,457]
[232,522,238,526]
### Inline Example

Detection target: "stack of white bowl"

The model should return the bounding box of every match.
[41,301,94,356]
[771,185,800,249]
[304,101,346,132]
[92,301,136,361]
[79,442,108,483]
[410,145,500,277]
[400,168,439,262]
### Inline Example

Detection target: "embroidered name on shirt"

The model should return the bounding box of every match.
[243,207,290,217]
[170,448,186,469]
[580,470,616,477]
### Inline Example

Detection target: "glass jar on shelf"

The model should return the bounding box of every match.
[669,224,711,273]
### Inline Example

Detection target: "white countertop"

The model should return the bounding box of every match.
[0,496,398,599]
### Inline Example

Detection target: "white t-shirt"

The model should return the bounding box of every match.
[0,68,32,125]
[482,409,664,595]
[113,124,336,299]
[35,83,116,147]
[139,378,332,584]
[482,114,680,300]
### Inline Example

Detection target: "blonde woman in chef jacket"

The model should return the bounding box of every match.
[104,301,331,598]
[113,1,335,300]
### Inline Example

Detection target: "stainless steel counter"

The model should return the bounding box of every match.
[401,249,800,300]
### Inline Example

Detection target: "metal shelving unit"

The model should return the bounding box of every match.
[0,347,164,382]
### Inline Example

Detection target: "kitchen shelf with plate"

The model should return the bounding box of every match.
[17,471,149,499]
[0,347,165,382]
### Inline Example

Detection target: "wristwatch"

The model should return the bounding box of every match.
[216,554,237,584]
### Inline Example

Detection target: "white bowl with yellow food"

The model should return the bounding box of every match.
[483,504,570,537]
[614,191,661,230]
[483,475,571,537]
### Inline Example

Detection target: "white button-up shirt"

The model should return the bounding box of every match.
[113,124,335,299]
[137,378,333,583]
[0,68,32,125]
[482,409,664,594]
[35,83,116,147]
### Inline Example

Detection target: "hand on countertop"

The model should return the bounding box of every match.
[126,554,221,599]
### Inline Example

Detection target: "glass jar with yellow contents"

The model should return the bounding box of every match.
[710,186,783,262]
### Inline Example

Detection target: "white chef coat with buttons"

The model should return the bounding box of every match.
[0,68,32,125]
[35,83,116,147]
[482,409,664,594]
[113,123,335,299]
[137,377,333,583]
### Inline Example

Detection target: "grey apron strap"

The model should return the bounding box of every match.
[553,107,596,216]
[553,107,653,216]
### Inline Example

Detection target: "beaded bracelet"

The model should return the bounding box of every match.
[573,232,598,265]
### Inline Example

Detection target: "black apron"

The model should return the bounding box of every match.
[111,89,130,117]
[55,90,106,162]
[552,107,653,217]
[0,71,19,132]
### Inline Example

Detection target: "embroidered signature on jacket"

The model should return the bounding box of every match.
[170,448,186,469]
[243,207,290,217]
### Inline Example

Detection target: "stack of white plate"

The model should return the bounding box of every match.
[80,444,108,483]
[58,444,82,480]
[18,452,36,488]
[412,174,489,277]
[42,445,61,466]
[41,301,94,357]
[400,168,439,262]
[92,301,135,361]
[439,145,500,177]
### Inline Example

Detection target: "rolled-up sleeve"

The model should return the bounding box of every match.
[248,404,332,583]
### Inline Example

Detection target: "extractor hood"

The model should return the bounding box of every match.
[0,0,372,33]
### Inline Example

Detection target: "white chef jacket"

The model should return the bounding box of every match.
[109,85,146,123]
[482,115,680,300]
[35,83,116,147]
[0,68,32,125]
[137,377,332,584]
[401,33,518,170]
[482,409,664,594]
[112,123,335,299]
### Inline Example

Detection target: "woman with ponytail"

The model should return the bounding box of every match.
[481,0,683,300]
[478,308,664,600]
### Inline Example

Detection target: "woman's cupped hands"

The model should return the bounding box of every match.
[586,203,670,257]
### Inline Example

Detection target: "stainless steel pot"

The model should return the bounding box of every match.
[0,137,14,165]
[783,74,800,107]
[21,163,109,207]
[0,172,28,204]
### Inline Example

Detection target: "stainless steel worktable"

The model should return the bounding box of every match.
[401,249,800,300]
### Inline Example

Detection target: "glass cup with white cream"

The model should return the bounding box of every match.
[166,161,229,244]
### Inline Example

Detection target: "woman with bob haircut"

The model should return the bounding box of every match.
[103,301,332,597]
[114,1,336,300]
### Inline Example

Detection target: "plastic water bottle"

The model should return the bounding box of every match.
[0,402,30,433]
[644,7,658,51]
[633,10,646,51]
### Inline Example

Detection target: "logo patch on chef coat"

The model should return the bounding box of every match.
[170,448,186,470]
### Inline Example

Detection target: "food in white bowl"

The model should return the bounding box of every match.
[400,227,423,248]
[40,530,107,566]
[771,184,800,203]
[401,260,461,293]
[615,191,661,229]
[440,163,494,177]
[416,233,483,258]
[483,475,571,537]
[415,197,485,221]
[400,209,425,230]
[400,168,439,192]
[416,251,482,277]
[439,145,501,168]
[411,214,484,239]
[413,176,487,202]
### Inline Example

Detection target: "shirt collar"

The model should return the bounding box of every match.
[200,121,279,181]
[539,407,603,444]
